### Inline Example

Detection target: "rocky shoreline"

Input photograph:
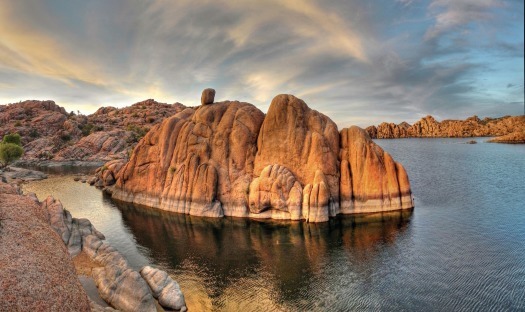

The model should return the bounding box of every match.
[0,181,187,312]
[365,115,524,139]
[487,131,525,144]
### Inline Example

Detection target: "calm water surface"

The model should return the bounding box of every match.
[22,138,525,311]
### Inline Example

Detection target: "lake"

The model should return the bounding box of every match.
[22,138,525,311]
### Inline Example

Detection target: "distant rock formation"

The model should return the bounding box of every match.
[0,99,185,162]
[111,90,414,222]
[366,115,525,139]
[488,130,525,144]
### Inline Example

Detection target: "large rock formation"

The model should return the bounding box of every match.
[111,91,414,222]
[366,115,525,139]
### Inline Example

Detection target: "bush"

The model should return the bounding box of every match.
[29,129,39,138]
[0,143,24,168]
[81,124,94,136]
[126,125,148,142]
[2,133,22,146]
[14,121,22,127]
[60,133,71,141]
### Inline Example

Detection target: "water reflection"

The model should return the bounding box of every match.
[114,200,412,310]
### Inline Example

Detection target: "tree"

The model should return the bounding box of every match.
[2,133,21,146]
[0,143,24,168]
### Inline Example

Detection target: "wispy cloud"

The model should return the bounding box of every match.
[425,0,505,40]
[0,0,522,127]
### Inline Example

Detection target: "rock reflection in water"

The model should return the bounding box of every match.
[113,200,412,311]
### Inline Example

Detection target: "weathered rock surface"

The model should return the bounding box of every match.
[114,100,266,218]
[254,94,340,221]
[340,126,413,213]
[1,99,185,162]
[140,266,187,311]
[0,182,91,311]
[92,264,155,312]
[90,159,127,190]
[112,92,413,222]
[38,193,167,312]
[248,164,303,220]
[55,130,134,161]
[366,115,525,139]
[201,88,216,105]
[488,130,525,144]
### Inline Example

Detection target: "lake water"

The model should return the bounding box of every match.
[22,138,525,311]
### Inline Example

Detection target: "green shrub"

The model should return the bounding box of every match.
[126,124,148,142]
[0,143,24,168]
[2,133,22,146]
[81,124,94,136]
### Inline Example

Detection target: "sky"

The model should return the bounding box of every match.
[0,0,523,127]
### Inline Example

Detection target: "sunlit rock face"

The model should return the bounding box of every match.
[339,126,413,213]
[366,115,525,139]
[112,91,413,222]
[113,99,266,218]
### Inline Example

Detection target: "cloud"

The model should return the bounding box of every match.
[0,0,522,127]
[397,0,416,6]
[425,0,505,40]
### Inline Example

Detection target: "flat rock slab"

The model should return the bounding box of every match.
[1,166,47,182]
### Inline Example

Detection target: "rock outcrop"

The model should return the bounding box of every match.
[0,99,185,162]
[339,126,413,213]
[487,130,525,144]
[366,115,525,139]
[0,166,48,183]
[111,91,414,222]
[114,97,266,218]
[0,182,91,311]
